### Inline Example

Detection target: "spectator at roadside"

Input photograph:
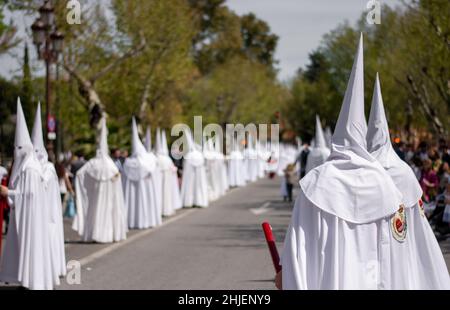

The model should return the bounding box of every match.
[420,159,439,203]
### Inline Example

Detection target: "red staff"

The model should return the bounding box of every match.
[262,222,281,273]
[0,176,8,257]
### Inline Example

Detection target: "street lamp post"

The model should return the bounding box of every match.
[31,0,64,161]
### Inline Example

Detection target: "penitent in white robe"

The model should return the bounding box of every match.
[282,191,407,290]
[123,157,161,229]
[281,34,418,290]
[42,164,67,283]
[227,151,246,187]
[158,156,182,216]
[73,158,127,243]
[366,74,450,289]
[0,164,54,290]
[244,150,259,183]
[31,102,66,284]
[181,151,209,208]
[1,99,54,290]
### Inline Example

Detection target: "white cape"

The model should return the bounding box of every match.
[227,151,246,187]
[281,191,412,289]
[367,74,450,289]
[158,155,182,216]
[181,151,208,208]
[72,158,127,243]
[42,163,67,283]
[0,165,54,290]
[123,156,161,229]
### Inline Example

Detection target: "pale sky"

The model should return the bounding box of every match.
[0,0,401,82]
[227,0,401,81]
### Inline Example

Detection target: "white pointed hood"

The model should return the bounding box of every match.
[84,117,119,181]
[10,98,40,186]
[229,136,243,160]
[314,115,327,149]
[184,129,204,167]
[161,130,170,156]
[155,128,162,155]
[330,34,369,160]
[31,102,49,164]
[123,117,156,180]
[156,129,174,171]
[131,117,147,156]
[214,136,225,160]
[300,34,402,224]
[305,115,331,174]
[367,74,422,208]
[324,127,333,149]
[203,136,215,160]
[145,127,152,152]
[97,117,109,157]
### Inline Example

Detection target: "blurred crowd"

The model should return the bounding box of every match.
[393,138,450,235]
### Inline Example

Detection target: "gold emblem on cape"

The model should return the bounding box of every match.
[391,204,407,242]
[418,199,425,218]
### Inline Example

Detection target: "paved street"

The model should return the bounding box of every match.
[2,177,450,289]
[59,177,296,290]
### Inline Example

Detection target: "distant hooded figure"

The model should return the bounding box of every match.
[122,118,161,229]
[214,136,229,196]
[305,115,331,174]
[256,139,269,179]
[31,103,66,285]
[145,127,163,217]
[156,128,182,216]
[72,118,127,243]
[227,137,246,187]
[244,134,259,183]
[280,35,407,290]
[180,130,209,208]
[366,74,450,289]
[324,126,333,149]
[0,98,54,290]
[204,137,222,201]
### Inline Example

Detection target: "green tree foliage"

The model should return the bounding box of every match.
[184,56,287,127]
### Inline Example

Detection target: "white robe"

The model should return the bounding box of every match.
[227,152,246,187]
[72,159,127,243]
[282,187,450,290]
[282,191,393,290]
[217,159,229,196]
[181,157,208,208]
[42,163,66,283]
[158,155,182,216]
[0,165,54,290]
[244,150,259,183]
[123,157,161,229]
[403,204,450,289]
[205,158,221,201]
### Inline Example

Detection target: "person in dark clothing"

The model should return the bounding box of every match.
[70,151,86,178]
[295,144,310,179]
[394,142,406,161]
[439,138,450,166]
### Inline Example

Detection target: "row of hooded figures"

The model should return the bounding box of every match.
[0,99,293,290]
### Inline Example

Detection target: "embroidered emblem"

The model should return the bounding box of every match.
[418,199,425,217]
[391,204,407,242]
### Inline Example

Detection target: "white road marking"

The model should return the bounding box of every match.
[250,201,273,215]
